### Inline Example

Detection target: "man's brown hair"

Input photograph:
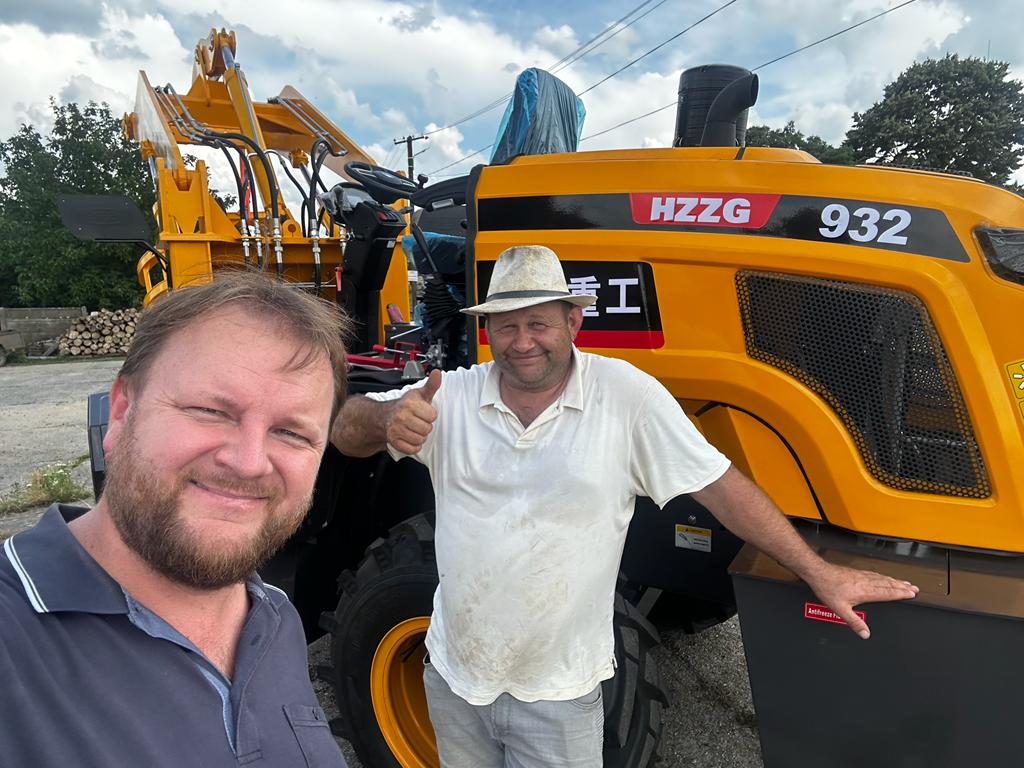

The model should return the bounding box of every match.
[119,271,352,422]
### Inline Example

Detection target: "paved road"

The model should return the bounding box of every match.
[0,357,123,495]
[0,358,765,767]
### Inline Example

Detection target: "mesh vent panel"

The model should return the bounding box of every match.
[737,271,989,498]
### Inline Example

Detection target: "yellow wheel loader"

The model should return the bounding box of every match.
[67,30,1024,768]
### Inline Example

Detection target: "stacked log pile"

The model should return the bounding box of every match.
[58,308,139,357]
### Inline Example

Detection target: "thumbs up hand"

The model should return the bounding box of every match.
[386,369,442,455]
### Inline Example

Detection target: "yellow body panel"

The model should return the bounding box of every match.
[470,148,1024,552]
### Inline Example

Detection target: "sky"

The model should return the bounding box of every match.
[0,0,1021,190]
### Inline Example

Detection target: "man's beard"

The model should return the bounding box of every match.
[102,422,312,590]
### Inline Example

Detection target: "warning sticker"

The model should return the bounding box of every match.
[1007,359,1024,399]
[675,524,712,552]
[804,602,865,626]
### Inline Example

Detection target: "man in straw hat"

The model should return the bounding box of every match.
[332,244,918,767]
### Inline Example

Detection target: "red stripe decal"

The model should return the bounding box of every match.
[804,602,866,626]
[479,329,664,349]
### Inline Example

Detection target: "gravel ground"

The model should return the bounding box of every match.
[0,357,123,496]
[0,357,765,767]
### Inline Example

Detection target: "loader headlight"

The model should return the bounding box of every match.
[976,227,1024,286]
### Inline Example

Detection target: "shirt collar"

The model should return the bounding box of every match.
[479,346,586,412]
[3,504,127,615]
[3,504,271,615]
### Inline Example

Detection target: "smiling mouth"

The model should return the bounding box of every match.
[190,479,270,502]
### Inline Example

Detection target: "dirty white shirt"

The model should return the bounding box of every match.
[366,348,729,705]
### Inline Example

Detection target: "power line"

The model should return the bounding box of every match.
[580,0,920,143]
[551,0,672,75]
[426,0,731,175]
[423,0,670,138]
[427,142,495,176]
[581,101,676,141]
[579,0,739,96]
[751,0,918,70]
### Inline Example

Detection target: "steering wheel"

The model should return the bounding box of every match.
[344,161,419,204]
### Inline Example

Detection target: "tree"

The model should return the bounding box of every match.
[0,100,156,309]
[845,55,1024,185]
[745,121,854,165]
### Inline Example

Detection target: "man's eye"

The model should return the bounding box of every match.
[190,407,224,417]
[529,322,548,331]
[276,428,311,445]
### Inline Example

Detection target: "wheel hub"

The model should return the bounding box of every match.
[370,616,438,767]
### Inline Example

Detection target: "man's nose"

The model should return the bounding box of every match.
[216,422,273,479]
[510,326,535,350]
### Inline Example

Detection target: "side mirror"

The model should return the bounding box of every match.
[56,194,171,289]
[56,194,153,244]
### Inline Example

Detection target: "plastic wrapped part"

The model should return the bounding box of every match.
[976,227,1024,286]
[675,64,752,147]
[490,68,586,165]
[318,183,374,225]
[401,232,466,282]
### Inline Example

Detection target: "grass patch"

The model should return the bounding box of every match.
[0,456,92,516]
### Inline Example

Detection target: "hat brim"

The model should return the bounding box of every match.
[460,293,597,316]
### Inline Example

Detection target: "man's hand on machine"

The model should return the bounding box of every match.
[385,369,442,454]
[803,562,919,640]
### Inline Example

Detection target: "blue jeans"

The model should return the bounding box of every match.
[423,662,604,768]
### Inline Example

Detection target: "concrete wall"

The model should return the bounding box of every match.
[0,307,87,345]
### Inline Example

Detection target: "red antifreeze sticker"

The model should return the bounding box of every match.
[804,602,865,626]
[630,193,781,228]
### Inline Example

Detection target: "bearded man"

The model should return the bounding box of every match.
[1,273,351,767]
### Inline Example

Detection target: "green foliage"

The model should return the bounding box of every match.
[745,121,854,165]
[846,55,1024,184]
[0,457,92,517]
[0,100,155,309]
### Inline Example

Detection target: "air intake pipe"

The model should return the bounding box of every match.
[700,72,759,147]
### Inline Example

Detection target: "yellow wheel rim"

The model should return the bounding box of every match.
[370,616,438,768]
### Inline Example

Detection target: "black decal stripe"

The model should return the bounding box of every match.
[465,165,484,365]
[477,194,969,262]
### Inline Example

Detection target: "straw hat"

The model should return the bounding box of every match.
[461,245,598,316]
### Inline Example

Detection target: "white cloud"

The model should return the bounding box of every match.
[0,0,1019,184]
[533,25,578,58]
[0,9,189,138]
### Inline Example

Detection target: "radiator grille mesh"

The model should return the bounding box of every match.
[737,271,989,498]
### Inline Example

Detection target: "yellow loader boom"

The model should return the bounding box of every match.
[123,28,409,327]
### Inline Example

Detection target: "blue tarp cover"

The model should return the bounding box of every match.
[490,68,586,165]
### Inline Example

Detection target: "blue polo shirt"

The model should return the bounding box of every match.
[0,505,347,767]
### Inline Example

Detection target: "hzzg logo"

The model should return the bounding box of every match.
[650,196,751,224]
[630,193,780,228]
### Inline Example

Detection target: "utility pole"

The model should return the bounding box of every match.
[394,134,428,179]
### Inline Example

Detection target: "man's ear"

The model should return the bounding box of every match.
[102,376,133,456]
[568,306,584,339]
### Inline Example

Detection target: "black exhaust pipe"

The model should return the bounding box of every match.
[700,72,758,147]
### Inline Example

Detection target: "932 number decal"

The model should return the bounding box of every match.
[819,203,912,245]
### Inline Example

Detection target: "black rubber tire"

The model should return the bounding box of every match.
[322,513,667,767]
[321,513,437,767]
[604,588,669,767]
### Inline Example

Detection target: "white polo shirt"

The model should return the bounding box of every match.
[367,348,729,705]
